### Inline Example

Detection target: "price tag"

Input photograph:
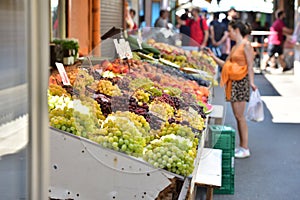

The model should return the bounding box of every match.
[55,62,71,85]
[160,28,174,38]
[113,39,133,59]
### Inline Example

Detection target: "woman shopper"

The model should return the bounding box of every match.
[207,20,257,158]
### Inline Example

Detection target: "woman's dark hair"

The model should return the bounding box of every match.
[244,22,252,36]
[130,9,136,16]
[276,9,284,19]
[160,10,166,17]
[229,20,252,37]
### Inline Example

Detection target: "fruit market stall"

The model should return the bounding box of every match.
[48,29,219,200]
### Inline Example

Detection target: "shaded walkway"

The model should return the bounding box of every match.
[214,74,300,200]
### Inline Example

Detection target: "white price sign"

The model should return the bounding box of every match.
[55,62,71,85]
[160,28,174,38]
[113,39,133,59]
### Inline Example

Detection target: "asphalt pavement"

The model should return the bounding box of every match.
[214,73,300,200]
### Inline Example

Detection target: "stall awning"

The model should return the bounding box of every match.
[177,0,273,14]
[207,0,274,13]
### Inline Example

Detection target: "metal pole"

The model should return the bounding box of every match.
[59,0,66,39]
[26,0,50,199]
[145,0,152,27]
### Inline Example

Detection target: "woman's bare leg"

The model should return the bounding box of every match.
[231,101,248,149]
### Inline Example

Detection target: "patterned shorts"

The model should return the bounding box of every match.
[230,75,250,102]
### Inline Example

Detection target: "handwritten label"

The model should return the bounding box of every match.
[113,39,133,59]
[55,62,71,85]
[160,28,174,38]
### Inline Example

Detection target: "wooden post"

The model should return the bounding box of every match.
[206,187,214,200]
[279,0,284,10]
[58,0,66,39]
[145,0,152,27]
[92,0,101,56]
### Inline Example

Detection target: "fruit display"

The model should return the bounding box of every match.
[175,109,205,132]
[148,41,185,55]
[48,35,215,176]
[126,34,218,85]
[49,97,100,138]
[49,84,70,97]
[95,79,121,97]
[147,39,217,74]
[127,35,160,58]
[49,65,79,86]
[91,112,147,157]
[48,93,73,112]
[132,89,150,103]
[149,100,175,121]
[143,134,198,176]
[124,60,210,103]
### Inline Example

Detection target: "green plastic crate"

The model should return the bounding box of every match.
[222,167,235,176]
[210,125,235,194]
[222,150,235,172]
[214,173,234,194]
[222,157,234,170]
[210,125,235,150]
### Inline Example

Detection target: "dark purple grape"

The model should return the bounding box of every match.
[181,120,190,126]
[62,85,79,97]
[168,118,176,124]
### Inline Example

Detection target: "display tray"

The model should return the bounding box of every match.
[49,127,190,200]
[158,58,180,69]
[137,52,156,61]
[48,27,214,199]
[50,126,185,180]
[182,67,211,77]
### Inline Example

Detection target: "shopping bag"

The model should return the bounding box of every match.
[246,89,264,122]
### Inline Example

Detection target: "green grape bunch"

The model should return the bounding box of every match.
[77,95,106,122]
[48,93,72,112]
[90,111,151,157]
[158,122,195,141]
[49,84,70,97]
[97,80,121,97]
[73,69,95,92]
[175,109,205,132]
[129,78,154,91]
[113,111,153,144]
[92,118,145,157]
[49,97,100,138]
[143,134,197,176]
[132,89,150,104]
[49,107,77,134]
[149,101,174,121]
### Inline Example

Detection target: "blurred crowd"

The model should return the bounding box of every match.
[124,5,295,72]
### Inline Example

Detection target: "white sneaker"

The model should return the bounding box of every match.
[235,147,250,158]
[235,147,241,153]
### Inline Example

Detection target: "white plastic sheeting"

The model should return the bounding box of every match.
[177,0,274,14]
[207,0,274,13]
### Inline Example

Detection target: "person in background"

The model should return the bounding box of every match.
[129,9,138,30]
[207,20,257,159]
[264,9,293,72]
[222,7,239,59]
[125,2,134,31]
[179,9,191,46]
[181,8,190,21]
[222,7,239,28]
[209,12,228,60]
[177,7,209,48]
[154,10,169,28]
